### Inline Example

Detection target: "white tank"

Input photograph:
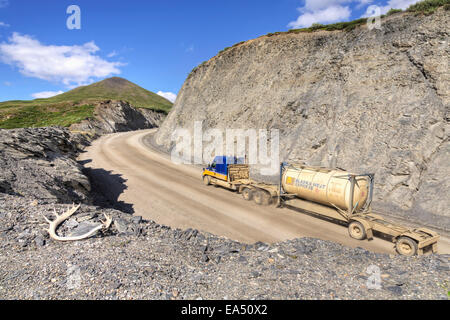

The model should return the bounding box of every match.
[282,165,369,211]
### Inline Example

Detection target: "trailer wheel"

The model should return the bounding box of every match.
[242,188,253,201]
[396,237,418,256]
[348,221,366,240]
[203,176,211,186]
[254,190,271,206]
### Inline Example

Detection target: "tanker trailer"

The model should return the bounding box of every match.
[275,163,439,256]
[281,165,371,213]
[203,157,440,255]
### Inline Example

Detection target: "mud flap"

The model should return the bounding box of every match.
[351,217,374,241]
[366,227,374,241]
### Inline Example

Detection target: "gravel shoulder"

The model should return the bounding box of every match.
[0,193,448,300]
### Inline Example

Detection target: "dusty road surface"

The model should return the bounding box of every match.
[79,129,450,255]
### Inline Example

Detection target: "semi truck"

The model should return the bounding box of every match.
[202,156,440,256]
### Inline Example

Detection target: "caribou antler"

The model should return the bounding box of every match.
[42,204,112,242]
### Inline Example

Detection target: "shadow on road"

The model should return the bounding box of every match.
[81,164,135,214]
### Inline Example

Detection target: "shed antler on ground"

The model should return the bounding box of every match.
[43,204,112,241]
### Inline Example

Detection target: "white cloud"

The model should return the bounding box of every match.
[157,91,177,103]
[0,22,9,27]
[31,91,64,99]
[3,81,11,86]
[288,5,351,28]
[378,0,421,14]
[0,33,124,87]
[288,0,378,29]
[107,50,118,58]
[362,0,421,17]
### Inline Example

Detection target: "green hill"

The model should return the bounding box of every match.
[0,77,173,129]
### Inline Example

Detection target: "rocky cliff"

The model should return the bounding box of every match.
[70,100,165,137]
[156,9,449,229]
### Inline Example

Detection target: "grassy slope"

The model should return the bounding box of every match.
[0,77,173,129]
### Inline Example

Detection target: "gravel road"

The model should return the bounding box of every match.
[78,129,450,255]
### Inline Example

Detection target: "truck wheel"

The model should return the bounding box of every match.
[203,176,211,186]
[396,236,418,256]
[348,221,366,240]
[254,190,271,206]
[242,188,253,201]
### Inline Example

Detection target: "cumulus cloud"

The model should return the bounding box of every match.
[0,22,9,27]
[377,0,421,14]
[288,5,351,28]
[287,0,415,29]
[0,33,124,87]
[31,91,64,99]
[157,91,177,103]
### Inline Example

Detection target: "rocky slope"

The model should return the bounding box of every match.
[70,100,165,137]
[156,9,449,229]
[0,127,91,203]
[1,192,448,300]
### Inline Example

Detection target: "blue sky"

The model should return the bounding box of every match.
[0,0,422,102]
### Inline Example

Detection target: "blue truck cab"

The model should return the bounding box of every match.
[202,156,245,182]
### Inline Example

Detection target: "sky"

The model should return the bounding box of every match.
[0,0,423,102]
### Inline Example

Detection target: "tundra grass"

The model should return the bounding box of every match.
[0,104,95,129]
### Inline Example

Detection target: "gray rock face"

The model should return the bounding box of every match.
[156,10,449,229]
[70,100,165,136]
[0,127,91,203]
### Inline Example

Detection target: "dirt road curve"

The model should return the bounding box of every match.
[79,129,450,255]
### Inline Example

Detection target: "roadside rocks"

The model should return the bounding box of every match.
[0,193,448,300]
[0,127,91,203]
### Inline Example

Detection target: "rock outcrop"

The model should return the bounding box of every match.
[70,100,165,137]
[156,9,449,229]
[0,127,91,203]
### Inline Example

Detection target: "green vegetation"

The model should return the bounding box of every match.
[0,104,95,129]
[0,77,173,129]
[288,18,369,34]
[386,8,403,16]
[407,0,450,14]
[218,47,232,54]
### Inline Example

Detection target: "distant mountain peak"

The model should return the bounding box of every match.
[0,77,173,128]
[98,77,133,87]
